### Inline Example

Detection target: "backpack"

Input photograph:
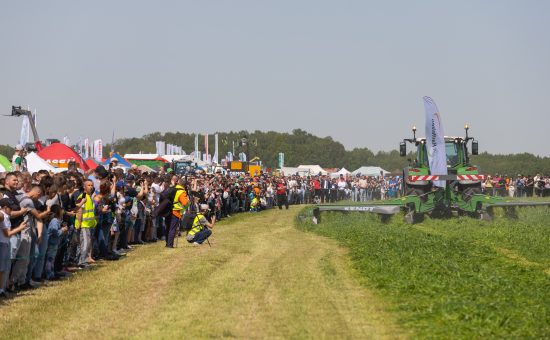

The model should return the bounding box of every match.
[153,187,182,218]
[182,206,198,232]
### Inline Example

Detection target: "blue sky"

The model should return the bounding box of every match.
[1,1,549,156]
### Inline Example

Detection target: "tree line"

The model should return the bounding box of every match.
[1,129,548,175]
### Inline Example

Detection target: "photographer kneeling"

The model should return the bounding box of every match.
[186,204,215,245]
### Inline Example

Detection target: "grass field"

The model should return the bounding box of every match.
[0,207,405,339]
[296,205,550,338]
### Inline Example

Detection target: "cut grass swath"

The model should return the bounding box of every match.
[296,207,550,338]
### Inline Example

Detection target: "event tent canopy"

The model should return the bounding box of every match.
[161,155,192,162]
[38,143,89,171]
[351,166,390,177]
[331,167,351,178]
[26,152,60,173]
[0,154,12,172]
[297,165,328,176]
[103,152,132,168]
[280,167,310,176]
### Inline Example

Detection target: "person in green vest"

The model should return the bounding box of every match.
[75,180,97,268]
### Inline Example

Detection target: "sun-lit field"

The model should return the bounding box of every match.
[296,205,550,338]
[0,207,404,339]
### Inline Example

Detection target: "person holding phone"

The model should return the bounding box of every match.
[10,184,47,290]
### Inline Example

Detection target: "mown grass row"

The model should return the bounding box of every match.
[296,207,550,338]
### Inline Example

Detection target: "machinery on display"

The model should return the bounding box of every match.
[6,106,43,151]
[313,104,550,224]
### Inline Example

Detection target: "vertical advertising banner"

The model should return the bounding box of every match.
[204,134,209,161]
[84,139,89,159]
[94,139,103,162]
[194,134,199,160]
[213,134,219,164]
[423,96,447,188]
[19,116,30,146]
[278,153,284,168]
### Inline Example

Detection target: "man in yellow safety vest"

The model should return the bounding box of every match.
[76,179,97,267]
[186,204,215,245]
[166,179,189,248]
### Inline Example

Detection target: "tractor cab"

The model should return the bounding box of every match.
[400,125,479,168]
[399,125,482,195]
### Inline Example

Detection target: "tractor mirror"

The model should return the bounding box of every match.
[472,141,479,155]
[399,142,406,157]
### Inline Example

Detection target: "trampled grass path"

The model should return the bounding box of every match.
[0,207,404,339]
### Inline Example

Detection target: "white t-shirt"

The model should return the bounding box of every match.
[151,183,162,204]
[0,210,11,244]
[337,180,347,190]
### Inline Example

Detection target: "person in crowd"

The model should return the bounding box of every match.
[75,179,97,269]
[11,184,48,290]
[12,145,27,172]
[166,179,189,248]
[484,176,493,195]
[0,198,28,298]
[320,175,330,203]
[276,178,289,210]
[44,204,67,280]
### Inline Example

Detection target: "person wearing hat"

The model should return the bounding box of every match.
[109,157,121,171]
[186,204,215,245]
[12,145,27,172]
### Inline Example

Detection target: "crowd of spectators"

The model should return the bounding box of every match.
[0,159,293,299]
[482,174,550,197]
[1,143,549,300]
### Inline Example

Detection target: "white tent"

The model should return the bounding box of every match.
[281,167,310,176]
[124,153,160,160]
[352,166,390,177]
[26,152,62,174]
[161,154,192,163]
[297,165,328,176]
[331,167,351,178]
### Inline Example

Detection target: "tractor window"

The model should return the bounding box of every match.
[416,144,429,166]
[445,142,459,166]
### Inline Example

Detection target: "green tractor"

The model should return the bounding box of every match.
[395,124,496,222]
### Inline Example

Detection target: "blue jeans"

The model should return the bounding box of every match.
[45,240,60,279]
[33,225,50,280]
[359,188,367,202]
[133,218,143,243]
[189,228,212,244]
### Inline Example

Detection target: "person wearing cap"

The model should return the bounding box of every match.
[186,204,215,245]
[12,145,27,172]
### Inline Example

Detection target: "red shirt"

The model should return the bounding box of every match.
[312,180,321,190]
[276,183,287,195]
